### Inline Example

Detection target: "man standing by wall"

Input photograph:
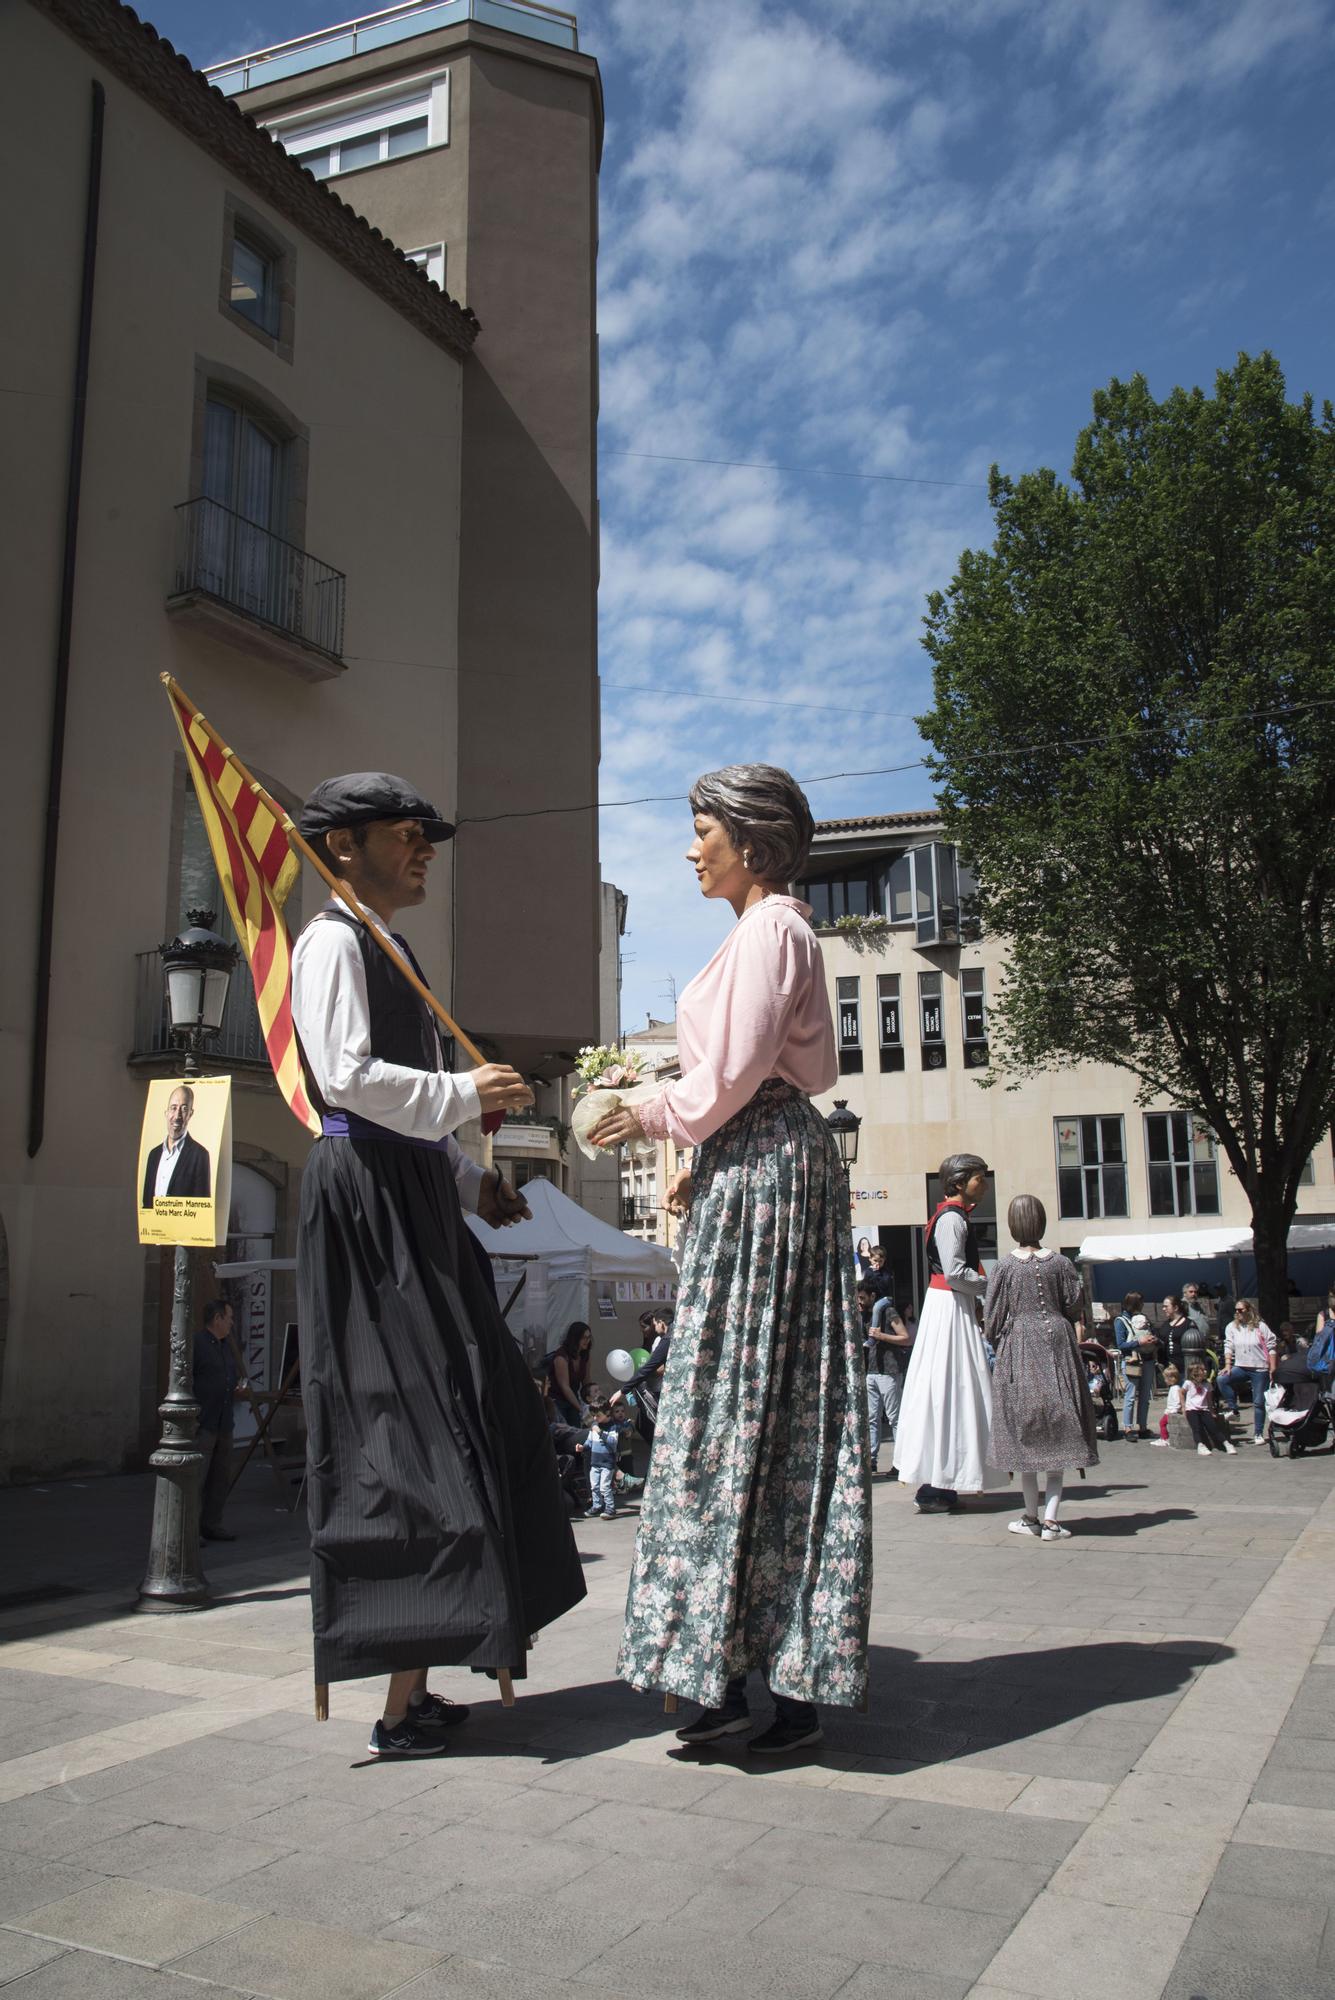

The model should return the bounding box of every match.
[194,1300,243,1542]
[291,772,586,1759]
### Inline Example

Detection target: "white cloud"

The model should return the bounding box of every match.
[578,0,1330,1022]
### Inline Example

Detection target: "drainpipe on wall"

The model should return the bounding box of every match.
[28,79,104,1159]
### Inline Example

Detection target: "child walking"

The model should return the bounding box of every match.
[985,1193,1100,1543]
[583,1403,628,1519]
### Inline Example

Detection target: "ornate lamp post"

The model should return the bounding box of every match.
[138,910,237,1613]
[826,1099,862,1180]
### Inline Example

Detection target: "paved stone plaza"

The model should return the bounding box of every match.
[2,1438,1335,2000]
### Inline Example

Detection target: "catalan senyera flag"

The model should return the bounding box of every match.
[165,681,320,1135]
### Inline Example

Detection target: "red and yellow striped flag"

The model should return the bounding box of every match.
[165,680,319,1134]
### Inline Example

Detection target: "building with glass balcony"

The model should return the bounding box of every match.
[798,812,1335,1317]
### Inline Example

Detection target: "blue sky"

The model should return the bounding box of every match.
[155,0,1335,1029]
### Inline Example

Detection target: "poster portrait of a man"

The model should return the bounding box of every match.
[141,1083,212,1208]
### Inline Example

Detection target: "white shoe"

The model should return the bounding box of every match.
[1150,1439,1169,1447]
[1008,1516,1042,1538]
[1197,1443,1211,1456]
[1253,1435,1267,1446]
[1223,1441,1237,1454]
[1041,1522,1072,1540]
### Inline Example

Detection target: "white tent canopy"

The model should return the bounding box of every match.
[467,1175,675,1281]
[468,1176,677,1369]
[1076,1222,1335,1263]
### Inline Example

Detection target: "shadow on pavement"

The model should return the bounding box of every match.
[1071,1507,1198,1536]
[210,1583,311,1605]
[432,1635,1231,1778]
[959,1482,1151,1513]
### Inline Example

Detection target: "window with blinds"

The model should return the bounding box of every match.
[836,975,863,1075]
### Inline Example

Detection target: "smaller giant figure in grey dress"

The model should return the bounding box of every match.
[986,1193,1100,1542]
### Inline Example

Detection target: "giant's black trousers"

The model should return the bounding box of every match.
[297,1133,586,1683]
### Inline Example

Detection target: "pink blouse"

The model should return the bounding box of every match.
[638,896,837,1147]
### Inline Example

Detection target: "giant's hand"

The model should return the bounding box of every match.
[589,1104,647,1150]
[478,1169,531,1227]
[471,1064,534,1116]
[665,1168,694,1216]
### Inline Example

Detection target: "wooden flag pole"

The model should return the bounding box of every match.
[161,675,487,1066]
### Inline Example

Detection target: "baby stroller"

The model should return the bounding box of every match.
[1271,1328,1327,1472]
[1079,1339,1120,1441]
[1267,1381,1334,1456]
[1269,1329,1335,1457]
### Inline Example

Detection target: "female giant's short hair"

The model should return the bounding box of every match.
[1007,1194,1046,1248]
[939,1153,989,1198]
[688,765,815,883]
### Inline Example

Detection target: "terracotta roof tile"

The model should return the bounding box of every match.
[812,810,942,834]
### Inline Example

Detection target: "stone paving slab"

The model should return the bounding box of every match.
[1,1435,1335,1998]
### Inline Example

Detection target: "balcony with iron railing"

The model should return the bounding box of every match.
[167,498,346,679]
[130,951,271,1073]
[204,0,578,94]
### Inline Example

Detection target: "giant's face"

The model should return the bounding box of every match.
[361,818,436,908]
[686,813,748,902]
[165,1088,193,1145]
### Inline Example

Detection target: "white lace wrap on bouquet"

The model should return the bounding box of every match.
[571,1084,659,1164]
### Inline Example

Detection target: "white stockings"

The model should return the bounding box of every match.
[1021,1470,1065,1525]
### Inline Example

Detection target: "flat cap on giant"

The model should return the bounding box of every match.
[299,773,455,845]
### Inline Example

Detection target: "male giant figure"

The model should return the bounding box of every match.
[291,772,586,1758]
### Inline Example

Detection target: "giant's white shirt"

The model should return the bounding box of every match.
[291,903,484,1213]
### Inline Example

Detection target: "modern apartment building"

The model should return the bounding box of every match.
[618,1017,682,1247]
[800,812,1335,1313]
[219,0,603,1078]
[1,0,602,1480]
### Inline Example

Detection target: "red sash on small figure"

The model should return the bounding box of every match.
[925,1197,983,1291]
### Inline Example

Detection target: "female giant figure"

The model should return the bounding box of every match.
[591,766,870,1755]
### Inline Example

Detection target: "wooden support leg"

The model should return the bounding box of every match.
[664,1693,678,1714]
[315,1682,329,1721]
[497,1669,516,1708]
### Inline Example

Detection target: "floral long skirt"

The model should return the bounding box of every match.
[617,1080,871,1710]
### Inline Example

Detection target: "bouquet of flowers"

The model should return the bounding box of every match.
[571,1045,654,1162]
[573,1044,646,1093]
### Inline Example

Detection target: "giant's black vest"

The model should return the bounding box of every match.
[925,1198,981,1279]
[319,903,444,1073]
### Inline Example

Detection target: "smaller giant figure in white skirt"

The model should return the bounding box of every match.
[893,1153,1008,1513]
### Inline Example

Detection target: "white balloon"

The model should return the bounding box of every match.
[605,1348,635,1382]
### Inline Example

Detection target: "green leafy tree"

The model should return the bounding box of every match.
[919,353,1335,1327]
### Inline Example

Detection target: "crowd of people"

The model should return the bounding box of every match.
[854,1225,1335,1495]
[535,1309,669,1517]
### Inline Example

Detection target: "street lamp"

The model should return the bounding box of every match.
[138,909,237,1613]
[826,1099,862,1179]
